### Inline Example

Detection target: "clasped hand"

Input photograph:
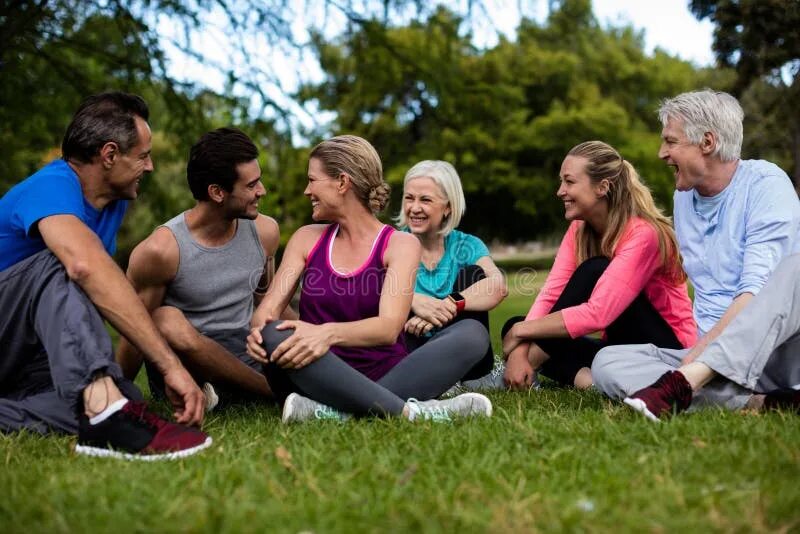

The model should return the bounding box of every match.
[247,320,331,369]
[411,294,457,327]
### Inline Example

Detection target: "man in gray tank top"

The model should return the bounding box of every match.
[117,128,293,407]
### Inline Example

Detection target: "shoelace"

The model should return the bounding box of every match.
[126,401,166,430]
[407,398,451,422]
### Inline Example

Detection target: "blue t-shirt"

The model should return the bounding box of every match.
[0,159,128,271]
[413,229,491,299]
[674,159,800,336]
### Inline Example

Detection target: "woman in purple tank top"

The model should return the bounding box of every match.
[246,135,493,422]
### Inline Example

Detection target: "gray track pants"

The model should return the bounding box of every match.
[592,254,800,410]
[0,250,141,434]
[262,318,490,416]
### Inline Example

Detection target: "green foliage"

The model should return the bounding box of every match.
[690,0,800,185]
[301,0,713,242]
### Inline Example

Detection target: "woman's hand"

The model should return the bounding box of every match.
[410,294,457,327]
[502,323,524,356]
[504,344,535,390]
[404,316,435,337]
[269,320,333,369]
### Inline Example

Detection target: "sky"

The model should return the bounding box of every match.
[575,0,715,65]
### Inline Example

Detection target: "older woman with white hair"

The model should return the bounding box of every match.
[399,160,508,389]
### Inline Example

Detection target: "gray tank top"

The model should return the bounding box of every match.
[162,212,266,334]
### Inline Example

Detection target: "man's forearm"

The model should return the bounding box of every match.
[76,251,182,375]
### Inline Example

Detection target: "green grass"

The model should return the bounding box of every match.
[2,272,799,533]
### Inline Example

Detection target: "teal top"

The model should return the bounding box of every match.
[412,229,490,298]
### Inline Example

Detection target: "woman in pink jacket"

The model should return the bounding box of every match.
[502,141,697,390]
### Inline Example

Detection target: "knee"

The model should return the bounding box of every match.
[575,256,610,280]
[453,318,490,354]
[152,306,200,353]
[455,265,486,289]
[260,321,293,352]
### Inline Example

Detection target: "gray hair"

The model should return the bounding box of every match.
[657,89,744,162]
[396,160,466,236]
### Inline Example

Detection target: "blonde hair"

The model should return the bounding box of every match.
[309,135,390,213]
[396,160,466,235]
[568,141,685,282]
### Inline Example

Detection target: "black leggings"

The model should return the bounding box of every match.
[502,256,682,386]
[404,265,495,380]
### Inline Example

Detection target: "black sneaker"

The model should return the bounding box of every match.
[75,401,212,461]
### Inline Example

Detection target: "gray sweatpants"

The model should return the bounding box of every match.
[0,250,142,435]
[592,253,800,410]
[262,318,490,416]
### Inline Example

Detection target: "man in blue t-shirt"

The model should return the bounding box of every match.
[592,89,800,420]
[0,92,210,459]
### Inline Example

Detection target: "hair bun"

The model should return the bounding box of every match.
[368,182,391,213]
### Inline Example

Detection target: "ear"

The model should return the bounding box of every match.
[700,131,717,155]
[337,172,351,195]
[596,179,610,198]
[99,141,119,169]
[208,184,226,204]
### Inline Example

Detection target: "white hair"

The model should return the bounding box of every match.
[395,160,466,236]
[658,89,744,162]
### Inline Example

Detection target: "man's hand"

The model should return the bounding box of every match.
[504,345,535,390]
[410,294,457,327]
[162,366,205,426]
[270,320,332,369]
[404,316,435,337]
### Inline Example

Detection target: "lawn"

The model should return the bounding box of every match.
[1,272,799,533]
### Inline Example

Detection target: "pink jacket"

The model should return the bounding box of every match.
[526,218,697,348]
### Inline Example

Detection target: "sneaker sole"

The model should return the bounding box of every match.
[623,397,661,423]
[75,437,213,461]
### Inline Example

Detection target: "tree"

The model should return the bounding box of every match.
[690,0,800,186]
[302,0,716,241]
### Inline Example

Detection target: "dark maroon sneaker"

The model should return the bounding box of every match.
[763,390,800,413]
[75,401,212,461]
[623,371,693,422]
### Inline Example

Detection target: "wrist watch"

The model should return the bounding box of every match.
[448,291,466,313]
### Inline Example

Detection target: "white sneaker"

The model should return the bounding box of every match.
[461,359,507,391]
[406,393,493,422]
[281,392,349,423]
[202,382,219,413]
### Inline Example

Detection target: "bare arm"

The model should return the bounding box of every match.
[116,227,178,379]
[458,256,508,311]
[38,215,204,425]
[682,292,753,365]
[502,311,569,355]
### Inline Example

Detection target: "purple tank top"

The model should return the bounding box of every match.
[299,224,408,380]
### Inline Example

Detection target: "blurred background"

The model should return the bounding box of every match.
[2,0,797,265]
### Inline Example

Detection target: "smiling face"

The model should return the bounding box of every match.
[658,116,707,192]
[557,155,608,223]
[107,115,153,200]
[222,159,264,220]
[304,157,341,221]
[402,176,450,238]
